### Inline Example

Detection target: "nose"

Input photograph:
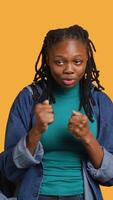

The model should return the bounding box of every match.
[63,63,74,74]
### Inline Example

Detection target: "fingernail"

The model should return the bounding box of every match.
[72,110,76,114]
[43,100,49,104]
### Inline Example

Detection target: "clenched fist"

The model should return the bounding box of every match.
[27,99,54,154]
[68,111,91,141]
[34,99,54,134]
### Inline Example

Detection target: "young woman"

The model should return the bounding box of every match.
[0,25,113,200]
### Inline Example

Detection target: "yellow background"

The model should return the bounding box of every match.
[0,1,113,199]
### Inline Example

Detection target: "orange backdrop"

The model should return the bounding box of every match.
[0,0,113,199]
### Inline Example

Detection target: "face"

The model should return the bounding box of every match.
[47,39,88,88]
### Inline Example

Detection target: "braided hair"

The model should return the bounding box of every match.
[33,25,104,121]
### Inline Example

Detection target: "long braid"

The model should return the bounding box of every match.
[33,25,104,121]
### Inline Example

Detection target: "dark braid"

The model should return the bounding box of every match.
[33,25,104,121]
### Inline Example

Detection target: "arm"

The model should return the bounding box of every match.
[0,87,42,182]
[1,87,54,181]
[81,132,103,169]
[87,148,113,185]
[26,100,54,154]
[85,89,113,185]
[68,111,103,169]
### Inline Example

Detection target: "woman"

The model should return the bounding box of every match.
[0,25,113,200]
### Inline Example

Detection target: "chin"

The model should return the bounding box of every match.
[62,83,76,89]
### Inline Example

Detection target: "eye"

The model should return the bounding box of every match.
[74,60,83,65]
[54,60,64,66]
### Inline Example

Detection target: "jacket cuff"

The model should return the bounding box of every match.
[13,136,44,169]
[87,148,113,183]
[0,192,17,200]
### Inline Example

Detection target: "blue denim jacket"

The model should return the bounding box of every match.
[0,84,113,200]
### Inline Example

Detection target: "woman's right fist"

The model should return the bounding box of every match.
[34,99,54,134]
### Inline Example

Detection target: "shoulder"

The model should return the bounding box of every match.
[12,86,33,109]
[12,81,44,107]
[91,85,113,105]
[91,85,113,123]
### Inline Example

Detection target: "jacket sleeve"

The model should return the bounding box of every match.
[87,148,113,185]
[0,191,16,200]
[0,87,42,182]
[87,89,113,186]
[13,136,44,169]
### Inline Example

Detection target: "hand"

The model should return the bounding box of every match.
[68,111,104,168]
[68,111,91,142]
[27,100,54,154]
[33,99,54,135]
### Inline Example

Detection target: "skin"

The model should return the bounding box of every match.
[47,39,88,88]
[27,38,104,168]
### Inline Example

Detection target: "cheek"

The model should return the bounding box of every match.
[76,66,86,78]
[49,65,61,77]
[48,68,58,80]
[51,70,61,80]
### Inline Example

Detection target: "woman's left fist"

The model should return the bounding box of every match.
[68,111,91,141]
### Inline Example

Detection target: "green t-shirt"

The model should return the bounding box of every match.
[39,83,97,196]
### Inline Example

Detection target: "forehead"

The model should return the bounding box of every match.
[47,39,87,57]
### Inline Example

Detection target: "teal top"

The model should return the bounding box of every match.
[39,83,97,196]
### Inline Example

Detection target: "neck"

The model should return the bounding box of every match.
[50,78,80,98]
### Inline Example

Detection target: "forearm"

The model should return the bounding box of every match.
[13,135,44,169]
[26,127,42,155]
[82,132,104,168]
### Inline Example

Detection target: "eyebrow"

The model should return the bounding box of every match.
[54,55,84,58]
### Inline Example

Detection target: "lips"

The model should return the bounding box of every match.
[62,79,75,86]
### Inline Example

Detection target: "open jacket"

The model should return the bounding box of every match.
[0,82,113,200]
